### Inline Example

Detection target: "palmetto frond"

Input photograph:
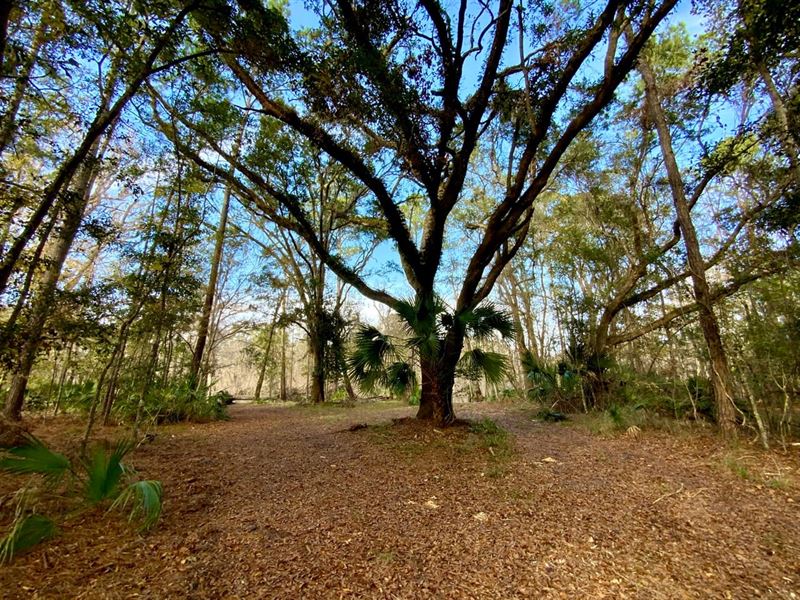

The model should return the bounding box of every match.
[348,325,397,391]
[0,515,56,565]
[111,480,163,531]
[457,349,510,384]
[83,440,134,504]
[349,326,396,370]
[395,296,445,358]
[0,435,71,486]
[384,361,418,397]
[458,302,515,341]
[521,350,556,385]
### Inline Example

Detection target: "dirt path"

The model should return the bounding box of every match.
[2,402,799,599]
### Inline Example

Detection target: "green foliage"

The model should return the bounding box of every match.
[457,349,509,385]
[458,303,515,342]
[210,390,235,405]
[0,515,56,565]
[407,386,421,406]
[132,380,229,424]
[349,300,514,397]
[82,440,132,504]
[111,480,163,531]
[521,352,559,399]
[395,297,445,358]
[0,436,71,486]
[384,362,417,397]
[25,381,96,414]
[348,325,398,392]
[723,455,752,481]
[0,438,164,560]
[468,418,506,437]
[468,418,512,466]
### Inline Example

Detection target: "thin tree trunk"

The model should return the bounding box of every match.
[639,56,738,437]
[52,343,73,416]
[254,294,283,401]
[755,60,800,184]
[280,325,287,402]
[2,151,100,420]
[501,272,532,395]
[0,0,12,75]
[190,118,244,385]
[342,369,357,403]
[0,11,47,155]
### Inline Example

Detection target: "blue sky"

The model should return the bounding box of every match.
[274,0,713,321]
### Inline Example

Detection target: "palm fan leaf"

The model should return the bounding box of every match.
[83,440,133,504]
[458,303,515,341]
[395,297,444,358]
[349,326,396,371]
[348,325,396,392]
[0,514,56,564]
[457,349,510,384]
[111,480,163,531]
[0,435,71,486]
[521,350,556,386]
[383,361,418,397]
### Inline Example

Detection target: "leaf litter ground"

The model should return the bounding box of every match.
[1,402,799,599]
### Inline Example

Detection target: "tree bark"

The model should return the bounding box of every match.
[416,324,463,426]
[638,56,738,436]
[308,328,325,403]
[280,323,288,402]
[0,0,12,75]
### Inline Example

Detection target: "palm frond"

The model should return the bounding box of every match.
[349,325,396,371]
[0,514,56,564]
[395,296,445,358]
[521,351,556,385]
[394,298,419,330]
[0,436,71,486]
[83,440,133,504]
[383,361,418,397]
[457,349,510,384]
[353,366,385,393]
[458,303,515,341]
[111,480,163,531]
[348,325,397,392]
[404,328,440,358]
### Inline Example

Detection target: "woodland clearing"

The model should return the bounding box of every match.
[1,401,799,599]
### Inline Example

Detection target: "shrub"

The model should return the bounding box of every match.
[0,436,163,563]
[407,386,421,406]
[141,380,228,424]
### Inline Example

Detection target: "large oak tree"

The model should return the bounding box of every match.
[170,0,678,425]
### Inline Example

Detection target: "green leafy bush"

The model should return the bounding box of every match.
[407,386,421,406]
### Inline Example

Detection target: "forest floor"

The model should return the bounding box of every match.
[1,401,800,599]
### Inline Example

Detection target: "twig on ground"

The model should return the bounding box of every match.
[652,483,685,505]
